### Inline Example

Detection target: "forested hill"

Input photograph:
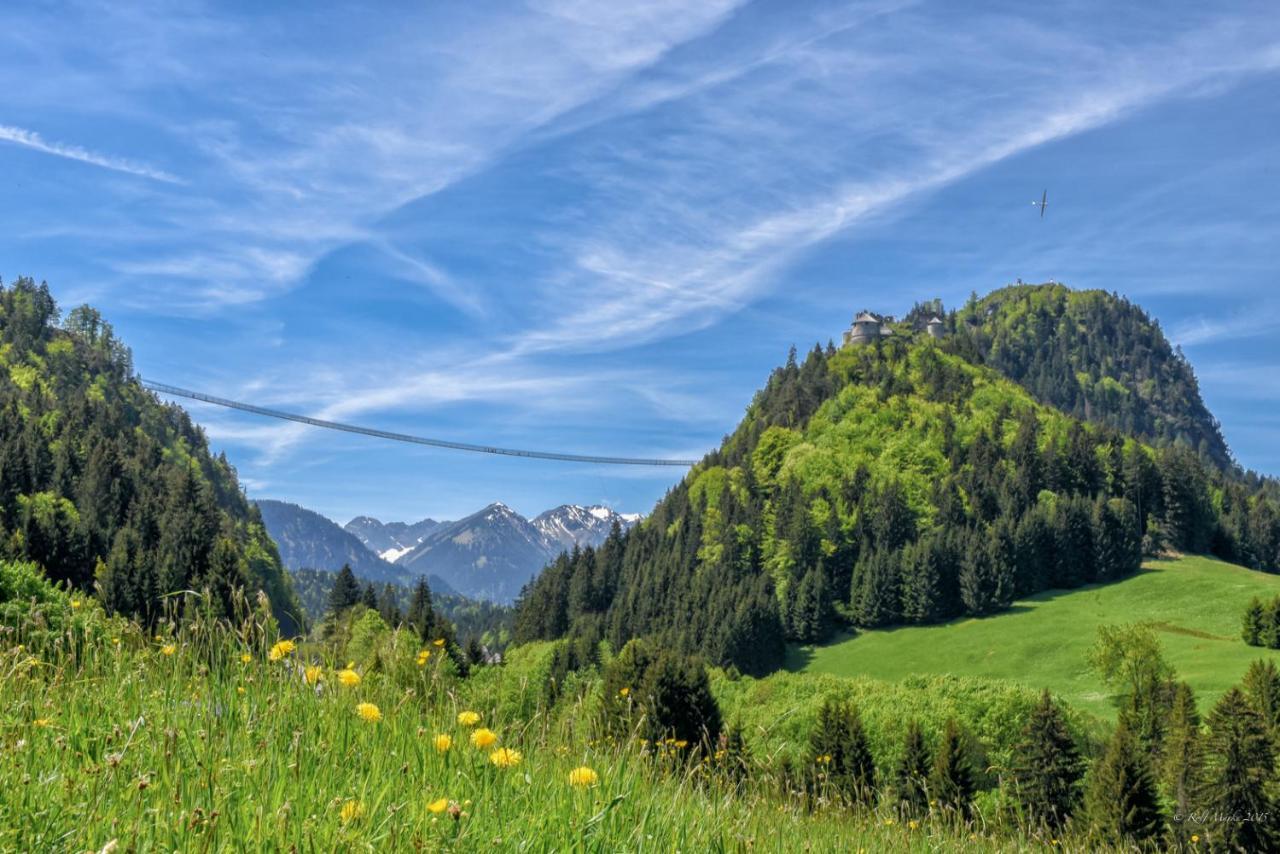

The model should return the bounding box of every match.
[0,278,301,631]
[944,283,1231,469]
[514,285,1280,676]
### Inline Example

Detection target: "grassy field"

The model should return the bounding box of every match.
[1,601,1099,852]
[791,555,1280,718]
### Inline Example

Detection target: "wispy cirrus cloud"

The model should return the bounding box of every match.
[1171,306,1279,347]
[0,124,181,183]
[6,1,1280,516]
[208,2,1280,466]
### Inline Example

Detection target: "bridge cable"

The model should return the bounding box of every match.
[141,379,700,467]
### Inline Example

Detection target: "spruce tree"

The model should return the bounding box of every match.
[465,636,485,666]
[1264,598,1280,649]
[1011,690,1084,828]
[1085,720,1164,848]
[893,719,931,816]
[929,718,975,817]
[1241,658,1280,735]
[1242,598,1265,646]
[376,583,402,626]
[900,536,943,624]
[405,576,435,642]
[808,697,876,806]
[327,564,361,615]
[851,548,901,627]
[1199,687,1276,853]
[360,582,378,610]
[1160,681,1202,823]
[639,650,723,748]
[958,533,994,615]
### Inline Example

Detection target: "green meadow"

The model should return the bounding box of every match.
[792,555,1280,718]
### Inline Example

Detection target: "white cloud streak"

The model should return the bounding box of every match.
[0,124,181,183]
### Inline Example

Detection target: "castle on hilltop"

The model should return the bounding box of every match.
[843,310,945,346]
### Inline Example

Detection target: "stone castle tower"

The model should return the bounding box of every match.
[843,310,887,345]
[842,311,946,346]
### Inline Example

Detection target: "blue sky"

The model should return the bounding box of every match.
[2,1,1278,526]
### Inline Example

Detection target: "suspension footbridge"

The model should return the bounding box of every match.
[141,380,700,468]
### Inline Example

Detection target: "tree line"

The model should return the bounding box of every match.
[0,278,300,631]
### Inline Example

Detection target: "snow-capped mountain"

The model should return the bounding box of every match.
[396,503,551,603]
[383,502,642,604]
[255,500,455,594]
[532,504,641,551]
[344,515,446,561]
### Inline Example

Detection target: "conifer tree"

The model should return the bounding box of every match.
[1085,720,1164,848]
[326,564,361,615]
[376,583,401,626]
[405,576,435,642]
[899,536,944,624]
[1160,681,1202,822]
[1241,658,1280,735]
[1264,598,1280,649]
[929,718,975,817]
[360,582,378,610]
[893,719,931,816]
[1242,597,1265,646]
[851,548,901,627]
[1011,690,1084,828]
[808,697,876,806]
[1198,687,1277,853]
[466,636,485,666]
[639,649,723,748]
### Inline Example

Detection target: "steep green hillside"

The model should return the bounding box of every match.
[515,285,1280,676]
[947,283,1231,468]
[794,555,1280,718]
[0,278,300,630]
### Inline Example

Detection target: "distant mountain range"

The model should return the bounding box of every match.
[350,503,641,603]
[256,499,640,603]
[256,500,456,595]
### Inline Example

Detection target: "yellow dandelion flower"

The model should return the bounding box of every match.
[428,797,449,814]
[416,650,430,666]
[674,740,688,749]
[457,710,481,727]
[236,686,246,695]
[339,799,364,823]
[1191,836,1200,844]
[619,686,630,697]
[33,718,52,728]
[433,638,445,647]
[268,639,296,662]
[337,668,361,687]
[161,644,176,656]
[568,766,599,788]
[240,653,252,664]
[70,598,81,610]
[356,702,382,723]
[489,747,521,768]
[305,665,323,685]
[434,734,452,753]
[908,820,919,830]
[470,727,497,749]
